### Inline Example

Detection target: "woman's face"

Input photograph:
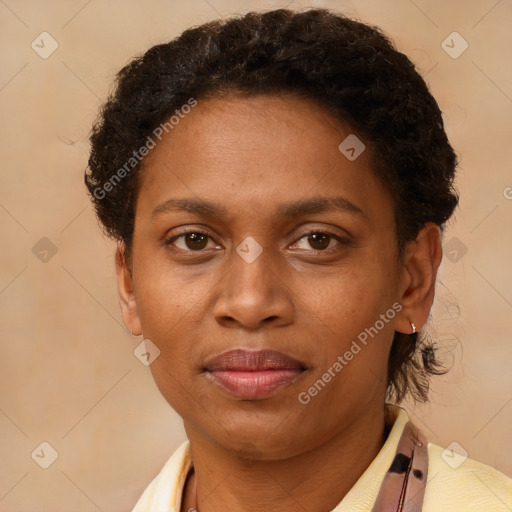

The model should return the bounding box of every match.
[119,94,412,459]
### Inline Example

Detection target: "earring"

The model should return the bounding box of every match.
[411,322,417,334]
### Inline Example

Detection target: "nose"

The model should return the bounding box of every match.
[212,243,294,330]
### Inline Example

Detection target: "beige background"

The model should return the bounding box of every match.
[1,0,511,510]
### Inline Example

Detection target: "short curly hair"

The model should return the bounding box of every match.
[85,8,459,404]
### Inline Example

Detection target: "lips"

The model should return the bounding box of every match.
[204,349,307,400]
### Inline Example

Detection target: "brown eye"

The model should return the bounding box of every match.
[183,233,208,250]
[167,231,219,252]
[290,230,348,253]
[307,233,331,250]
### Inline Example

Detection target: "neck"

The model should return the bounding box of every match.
[181,403,391,512]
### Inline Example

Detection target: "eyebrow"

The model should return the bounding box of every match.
[151,196,367,220]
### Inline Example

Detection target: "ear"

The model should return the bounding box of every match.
[395,223,443,334]
[115,242,143,336]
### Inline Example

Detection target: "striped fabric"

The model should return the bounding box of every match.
[372,421,428,511]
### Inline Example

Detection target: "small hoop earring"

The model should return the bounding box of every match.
[411,322,416,334]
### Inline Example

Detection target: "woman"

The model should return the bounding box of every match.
[85,8,512,512]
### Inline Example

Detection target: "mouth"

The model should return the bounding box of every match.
[203,348,308,400]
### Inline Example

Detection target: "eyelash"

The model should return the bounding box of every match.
[163,228,350,255]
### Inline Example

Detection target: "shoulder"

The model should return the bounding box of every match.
[131,440,191,512]
[423,441,512,511]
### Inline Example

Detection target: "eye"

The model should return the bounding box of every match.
[291,231,346,252]
[164,229,349,254]
[166,230,221,252]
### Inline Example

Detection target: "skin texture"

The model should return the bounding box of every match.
[116,94,442,512]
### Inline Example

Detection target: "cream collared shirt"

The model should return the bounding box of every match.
[132,405,512,511]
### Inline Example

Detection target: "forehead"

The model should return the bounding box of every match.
[143,93,362,170]
[136,94,392,224]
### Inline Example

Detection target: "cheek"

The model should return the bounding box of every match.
[134,255,206,333]
[293,255,399,379]
[132,267,198,388]
[296,258,397,328]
